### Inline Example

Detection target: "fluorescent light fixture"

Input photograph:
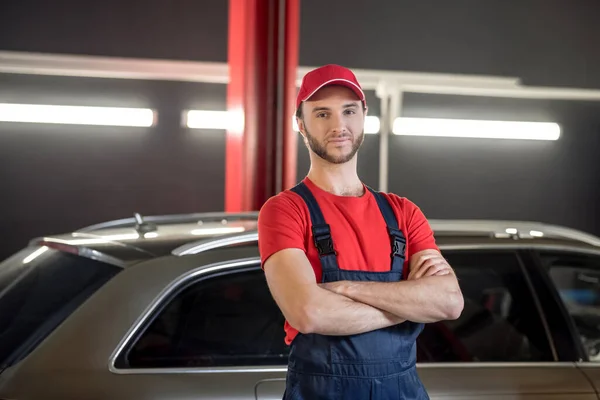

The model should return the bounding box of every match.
[0,103,155,127]
[392,117,560,141]
[184,110,244,131]
[505,228,518,235]
[292,116,380,134]
[364,116,380,134]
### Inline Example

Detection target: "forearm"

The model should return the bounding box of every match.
[301,287,405,336]
[262,248,405,337]
[341,275,463,323]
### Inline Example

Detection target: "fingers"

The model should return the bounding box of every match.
[409,253,442,278]
[319,281,343,294]
[409,257,439,279]
[423,264,451,277]
[409,255,452,280]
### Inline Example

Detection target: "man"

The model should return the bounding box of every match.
[258,64,464,400]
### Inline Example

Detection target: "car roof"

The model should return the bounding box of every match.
[29,212,259,266]
[30,211,600,267]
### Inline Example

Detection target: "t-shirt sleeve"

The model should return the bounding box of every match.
[257,193,307,267]
[401,197,440,256]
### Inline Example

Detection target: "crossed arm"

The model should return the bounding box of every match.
[263,248,464,336]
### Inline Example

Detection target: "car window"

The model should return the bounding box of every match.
[0,246,121,369]
[122,250,556,369]
[541,251,600,362]
[417,250,554,363]
[121,266,288,369]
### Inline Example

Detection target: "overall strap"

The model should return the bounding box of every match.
[290,182,340,274]
[367,187,407,274]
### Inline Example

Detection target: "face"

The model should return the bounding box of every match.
[297,85,366,165]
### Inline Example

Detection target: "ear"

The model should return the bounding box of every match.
[296,117,307,138]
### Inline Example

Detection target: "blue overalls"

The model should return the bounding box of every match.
[284,182,429,400]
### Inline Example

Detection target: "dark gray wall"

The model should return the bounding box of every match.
[0,74,227,258]
[300,0,600,89]
[2,0,600,88]
[0,0,229,62]
[2,0,600,259]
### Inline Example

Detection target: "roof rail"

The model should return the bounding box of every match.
[77,211,259,233]
[172,231,259,256]
[172,219,600,256]
[429,219,600,247]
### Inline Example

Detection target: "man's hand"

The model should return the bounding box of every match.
[318,249,464,323]
[319,281,407,325]
[408,251,453,280]
[319,281,349,295]
[320,252,454,295]
[264,249,410,335]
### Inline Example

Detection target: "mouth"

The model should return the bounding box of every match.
[328,137,351,144]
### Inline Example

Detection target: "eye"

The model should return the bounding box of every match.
[344,109,356,115]
[316,112,327,118]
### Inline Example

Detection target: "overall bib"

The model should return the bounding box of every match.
[284,182,429,400]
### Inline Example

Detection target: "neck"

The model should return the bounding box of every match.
[306,155,364,197]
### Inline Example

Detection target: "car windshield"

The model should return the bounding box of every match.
[0,246,121,370]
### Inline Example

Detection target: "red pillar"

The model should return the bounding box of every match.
[225,0,300,212]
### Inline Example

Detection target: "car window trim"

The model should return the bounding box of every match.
[529,247,600,363]
[448,244,600,363]
[111,244,600,374]
[514,249,559,361]
[442,247,559,362]
[438,243,600,255]
[110,362,581,375]
[109,257,263,372]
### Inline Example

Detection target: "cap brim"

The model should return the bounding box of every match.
[301,78,365,104]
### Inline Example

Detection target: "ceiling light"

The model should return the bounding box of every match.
[0,103,155,127]
[184,110,244,131]
[364,116,380,134]
[393,117,560,141]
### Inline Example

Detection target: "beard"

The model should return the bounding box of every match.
[304,128,364,164]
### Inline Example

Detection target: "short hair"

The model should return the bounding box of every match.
[295,103,304,119]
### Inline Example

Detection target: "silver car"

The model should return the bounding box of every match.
[1,212,600,399]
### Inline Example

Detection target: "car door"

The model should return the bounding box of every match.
[416,248,597,400]
[106,246,597,400]
[111,258,289,400]
[251,247,598,400]
[535,248,600,396]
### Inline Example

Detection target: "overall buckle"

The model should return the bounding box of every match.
[392,237,406,258]
[315,236,335,256]
[388,227,407,258]
[312,225,336,256]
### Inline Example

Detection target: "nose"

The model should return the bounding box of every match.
[330,113,347,134]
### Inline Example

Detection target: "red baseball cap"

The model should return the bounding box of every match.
[296,64,366,111]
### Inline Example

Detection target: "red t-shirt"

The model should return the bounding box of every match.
[258,177,439,345]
